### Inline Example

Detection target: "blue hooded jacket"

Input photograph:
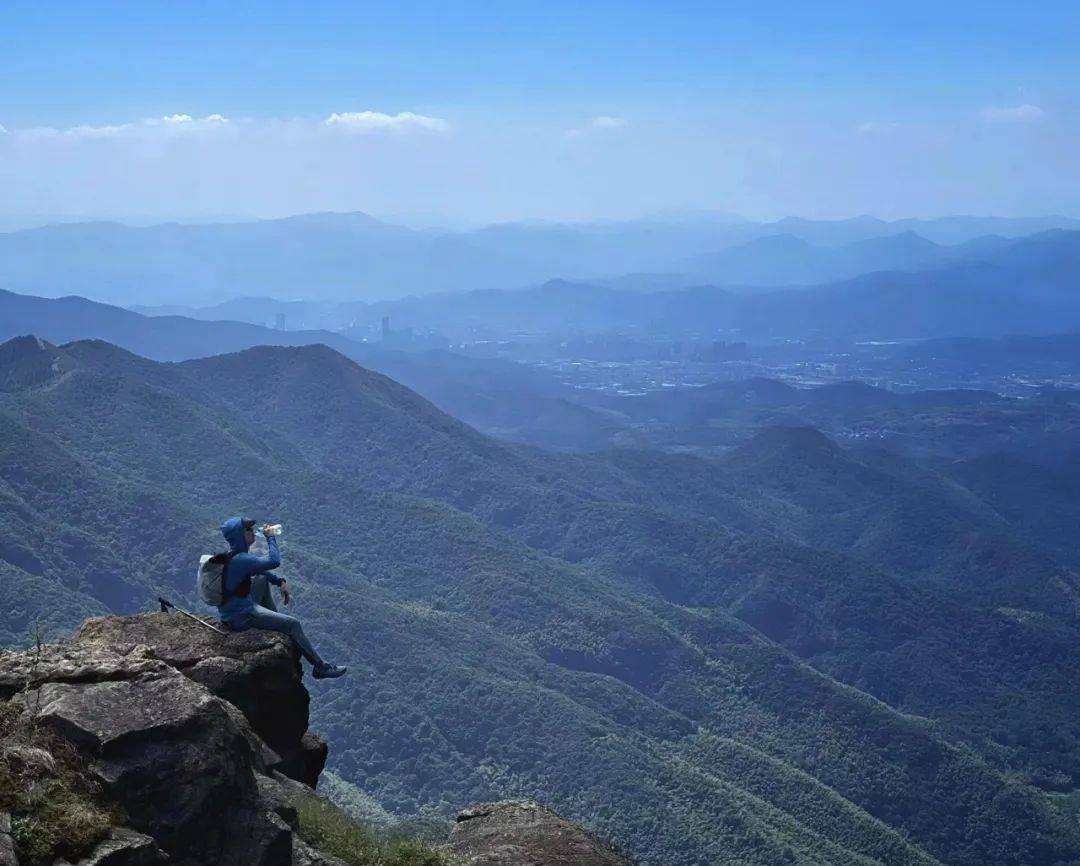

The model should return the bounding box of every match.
[218,516,283,624]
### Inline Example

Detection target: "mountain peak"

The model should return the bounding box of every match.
[277,210,389,228]
[735,424,844,464]
[0,334,62,391]
[0,333,54,356]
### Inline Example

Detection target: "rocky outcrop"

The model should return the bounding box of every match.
[0,613,335,866]
[70,614,327,787]
[447,801,633,866]
[1,615,632,866]
[54,828,164,866]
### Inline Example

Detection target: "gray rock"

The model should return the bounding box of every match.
[257,773,302,829]
[447,801,633,866]
[1,613,519,866]
[0,810,16,866]
[33,671,290,866]
[0,613,348,866]
[272,730,328,789]
[72,614,323,786]
[291,837,348,866]
[58,827,167,865]
[256,774,353,866]
[0,643,168,701]
[2,743,56,776]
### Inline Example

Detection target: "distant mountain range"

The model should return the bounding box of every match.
[319,229,1080,340]
[0,287,612,449]
[0,287,363,361]
[679,230,1013,286]
[1,209,1077,306]
[117,228,1080,341]
[5,227,1080,392]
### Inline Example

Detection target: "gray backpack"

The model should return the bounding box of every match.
[195,551,238,607]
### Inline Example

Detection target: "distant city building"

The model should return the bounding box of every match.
[275,312,287,331]
[377,314,448,351]
[709,340,749,361]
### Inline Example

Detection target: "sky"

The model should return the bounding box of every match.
[1,0,1078,226]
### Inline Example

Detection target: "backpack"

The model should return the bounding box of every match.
[195,551,242,607]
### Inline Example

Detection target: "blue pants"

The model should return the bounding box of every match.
[229,575,323,666]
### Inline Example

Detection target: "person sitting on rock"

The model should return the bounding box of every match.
[218,516,346,680]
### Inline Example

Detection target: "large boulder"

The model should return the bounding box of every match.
[32,671,289,866]
[447,801,633,866]
[1,616,633,866]
[53,827,166,865]
[0,613,330,866]
[72,613,327,786]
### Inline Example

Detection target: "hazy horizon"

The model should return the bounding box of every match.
[2,207,1080,236]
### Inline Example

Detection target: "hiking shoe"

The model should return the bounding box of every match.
[313,662,347,679]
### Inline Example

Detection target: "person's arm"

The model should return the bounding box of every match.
[234,534,283,584]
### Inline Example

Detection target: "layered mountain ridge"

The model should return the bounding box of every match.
[3,211,1078,306]
[2,335,1080,864]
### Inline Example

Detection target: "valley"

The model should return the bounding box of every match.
[4,332,1080,864]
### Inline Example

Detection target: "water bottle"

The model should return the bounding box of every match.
[261,523,283,536]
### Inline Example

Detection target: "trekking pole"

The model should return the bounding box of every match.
[158,597,226,635]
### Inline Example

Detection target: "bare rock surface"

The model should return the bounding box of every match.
[0,811,15,866]
[71,613,327,785]
[447,801,633,866]
[1,615,631,866]
[0,642,169,699]
[32,672,288,865]
[0,613,326,866]
[54,827,167,865]
[291,836,350,866]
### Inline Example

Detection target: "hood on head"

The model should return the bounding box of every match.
[221,516,252,553]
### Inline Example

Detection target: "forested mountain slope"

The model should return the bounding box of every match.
[3,336,1080,864]
[0,289,611,451]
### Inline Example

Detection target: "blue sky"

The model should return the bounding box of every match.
[1,1,1078,224]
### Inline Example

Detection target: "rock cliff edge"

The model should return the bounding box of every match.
[0,614,632,866]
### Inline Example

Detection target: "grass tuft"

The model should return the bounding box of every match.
[1,698,118,866]
[296,795,455,866]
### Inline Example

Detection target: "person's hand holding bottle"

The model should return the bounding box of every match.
[261,523,289,604]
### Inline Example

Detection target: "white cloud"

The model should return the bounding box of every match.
[0,123,7,135]
[855,120,899,136]
[17,113,232,140]
[324,111,448,133]
[979,104,1044,124]
[591,115,628,130]
[563,114,629,140]
[63,123,129,139]
[154,113,229,127]
[9,109,454,143]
